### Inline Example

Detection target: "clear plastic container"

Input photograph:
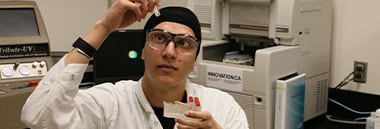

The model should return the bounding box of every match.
[366,109,380,129]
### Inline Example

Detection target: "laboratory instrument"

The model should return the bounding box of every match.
[0,1,53,128]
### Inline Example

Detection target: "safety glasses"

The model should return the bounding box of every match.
[146,29,199,56]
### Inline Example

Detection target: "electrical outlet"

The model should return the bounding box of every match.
[353,61,368,83]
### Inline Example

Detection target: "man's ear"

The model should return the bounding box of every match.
[141,46,145,60]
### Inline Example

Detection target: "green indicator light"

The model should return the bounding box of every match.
[128,50,138,59]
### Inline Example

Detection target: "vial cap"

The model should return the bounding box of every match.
[188,96,194,102]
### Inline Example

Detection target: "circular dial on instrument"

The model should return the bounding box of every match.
[2,66,15,77]
[19,65,31,75]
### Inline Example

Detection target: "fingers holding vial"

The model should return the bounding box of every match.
[164,96,201,118]
[129,0,160,18]
[109,0,159,23]
[122,0,156,20]
[100,0,160,36]
[163,96,221,129]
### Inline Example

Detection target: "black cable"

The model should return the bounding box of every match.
[335,77,354,89]
[333,71,354,90]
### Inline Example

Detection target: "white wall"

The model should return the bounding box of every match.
[35,0,108,52]
[331,0,380,95]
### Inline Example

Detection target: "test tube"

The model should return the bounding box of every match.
[188,96,195,109]
[194,97,201,111]
[154,6,160,17]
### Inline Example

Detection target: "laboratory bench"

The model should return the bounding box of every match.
[304,88,380,129]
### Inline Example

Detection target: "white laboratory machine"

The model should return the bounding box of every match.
[189,0,333,129]
[0,1,53,129]
[128,0,224,41]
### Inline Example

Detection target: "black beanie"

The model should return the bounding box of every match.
[143,6,202,59]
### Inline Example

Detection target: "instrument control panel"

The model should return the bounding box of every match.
[0,61,48,80]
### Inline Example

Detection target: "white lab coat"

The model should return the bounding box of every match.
[21,56,249,129]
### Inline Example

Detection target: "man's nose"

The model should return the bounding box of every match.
[162,41,177,58]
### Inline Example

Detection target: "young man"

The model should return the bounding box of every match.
[21,0,249,129]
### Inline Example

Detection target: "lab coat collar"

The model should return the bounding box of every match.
[135,79,154,114]
[135,78,196,113]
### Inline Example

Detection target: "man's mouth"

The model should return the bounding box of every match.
[157,64,178,71]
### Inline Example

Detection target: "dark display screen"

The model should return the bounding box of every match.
[93,30,145,84]
[0,8,40,37]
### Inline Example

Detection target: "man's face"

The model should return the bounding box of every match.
[142,22,197,88]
